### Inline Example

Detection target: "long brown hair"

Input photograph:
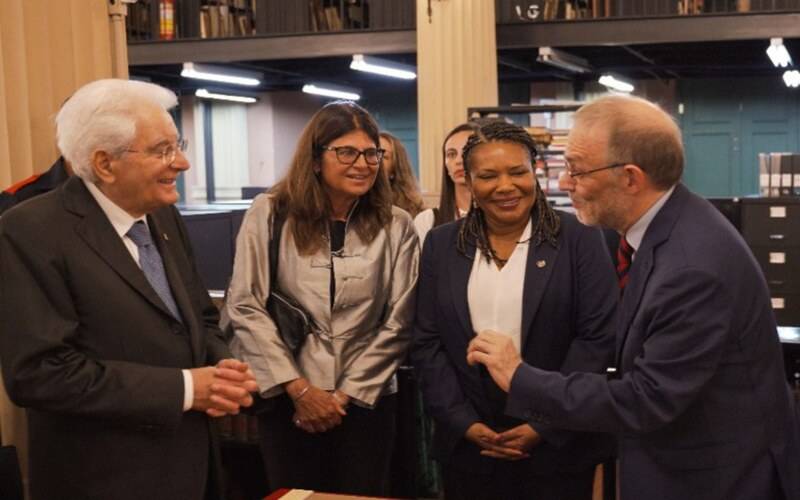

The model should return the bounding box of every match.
[270,101,393,255]
[379,132,424,217]
[457,120,561,262]
[435,122,479,227]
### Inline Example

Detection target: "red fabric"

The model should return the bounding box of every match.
[3,173,42,195]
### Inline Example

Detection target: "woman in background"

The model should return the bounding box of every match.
[411,121,616,500]
[380,131,424,217]
[226,101,419,496]
[413,122,477,244]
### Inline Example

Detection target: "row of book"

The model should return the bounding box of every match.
[200,4,255,38]
[504,0,761,22]
[759,152,800,198]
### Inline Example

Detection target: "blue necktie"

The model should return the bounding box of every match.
[127,221,182,322]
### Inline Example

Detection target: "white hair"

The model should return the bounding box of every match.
[56,79,178,181]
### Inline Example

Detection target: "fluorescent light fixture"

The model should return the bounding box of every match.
[302,83,361,101]
[181,62,261,86]
[767,38,792,68]
[195,89,257,104]
[598,74,634,93]
[783,70,800,88]
[350,54,416,80]
[537,47,591,73]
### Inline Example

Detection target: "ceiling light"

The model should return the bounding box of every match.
[302,83,361,101]
[350,54,417,80]
[195,89,258,104]
[783,70,800,88]
[599,74,635,93]
[767,38,792,68]
[181,62,261,86]
[537,47,591,73]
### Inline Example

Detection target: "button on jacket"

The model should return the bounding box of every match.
[226,194,419,407]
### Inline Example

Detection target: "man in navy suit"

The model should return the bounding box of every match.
[467,95,800,500]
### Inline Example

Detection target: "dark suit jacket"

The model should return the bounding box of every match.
[411,210,618,476]
[508,184,800,500]
[0,177,231,500]
[0,156,69,216]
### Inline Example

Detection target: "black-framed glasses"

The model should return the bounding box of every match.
[567,162,626,179]
[321,145,385,166]
[126,138,188,166]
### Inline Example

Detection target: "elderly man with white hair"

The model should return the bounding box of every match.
[0,78,257,500]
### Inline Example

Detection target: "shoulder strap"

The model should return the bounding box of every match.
[269,208,287,290]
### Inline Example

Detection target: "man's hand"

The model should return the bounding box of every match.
[285,378,347,434]
[465,422,528,461]
[466,330,522,392]
[190,359,258,417]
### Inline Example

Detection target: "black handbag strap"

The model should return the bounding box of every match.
[269,209,287,291]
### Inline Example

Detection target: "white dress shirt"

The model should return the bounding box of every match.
[467,219,532,353]
[624,185,676,256]
[413,207,468,247]
[83,180,194,411]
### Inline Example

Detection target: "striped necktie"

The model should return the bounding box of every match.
[127,221,183,322]
[616,236,634,292]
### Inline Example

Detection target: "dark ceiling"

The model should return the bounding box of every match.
[129,38,800,96]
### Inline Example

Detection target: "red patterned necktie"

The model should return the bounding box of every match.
[616,236,634,292]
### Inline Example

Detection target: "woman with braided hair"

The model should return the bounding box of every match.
[411,120,618,500]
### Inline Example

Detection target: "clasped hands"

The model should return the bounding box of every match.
[285,377,349,434]
[191,359,259,417]
[466,422,541,461]
[466,330,523,392]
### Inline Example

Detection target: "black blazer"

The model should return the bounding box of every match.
[507,185,800,500]
[411,210,618,475]
[0,177,230,500]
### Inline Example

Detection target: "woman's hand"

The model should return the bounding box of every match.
[490,424,541,458]
[465,422,529,461]
[285,379,347,433]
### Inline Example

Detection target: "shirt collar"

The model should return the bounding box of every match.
[83,180,147,238]
[624,184,676,251]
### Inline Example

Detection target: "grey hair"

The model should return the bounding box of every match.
[56,79,178,181]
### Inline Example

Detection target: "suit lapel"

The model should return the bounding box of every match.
[520,240,558,350]
[448,241,476,340]
[614,184,687,366]
[149,211,203,364]
[64,179,175,319]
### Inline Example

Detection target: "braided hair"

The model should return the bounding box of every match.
[457,120,561,263]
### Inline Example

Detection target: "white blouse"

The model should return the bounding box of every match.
[467,219,532,353]
[413,206,469,247]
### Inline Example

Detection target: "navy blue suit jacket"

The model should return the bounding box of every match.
[411,210,618,475]
[508,184,800,500]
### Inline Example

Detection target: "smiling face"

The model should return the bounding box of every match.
[563,124,628,230]
[444,130,472,186]
[467,141,536,231]
[98,105,188,218]
[319,128,380,207]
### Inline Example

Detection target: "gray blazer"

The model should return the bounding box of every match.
[506,184,800,500]
[226,194,419,407]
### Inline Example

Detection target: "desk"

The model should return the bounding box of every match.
[265,489,394,500]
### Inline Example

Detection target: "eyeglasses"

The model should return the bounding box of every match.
[566,162,626,179]
[321,145,385,166]
[126,138,189,166]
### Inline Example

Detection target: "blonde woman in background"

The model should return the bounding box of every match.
[379,131,424,218]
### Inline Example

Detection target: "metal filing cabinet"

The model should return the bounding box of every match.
[741,198,800,326]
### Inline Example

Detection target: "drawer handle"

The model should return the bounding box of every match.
[768,280,786,286]
[769,234,786,240]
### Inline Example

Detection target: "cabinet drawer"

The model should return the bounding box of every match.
[741,201,800,246]
[750,247,800,293]
[771,294,800,327]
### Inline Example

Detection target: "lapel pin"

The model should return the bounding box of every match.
[536,260,546,268]
[163,233,169,241]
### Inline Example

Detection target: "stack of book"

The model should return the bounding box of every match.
[759,152,800,198]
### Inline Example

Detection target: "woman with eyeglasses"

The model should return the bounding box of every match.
[225,101,419,496]
[413,122,478,245]
[411,121,617,500]
[379,131,424,218]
